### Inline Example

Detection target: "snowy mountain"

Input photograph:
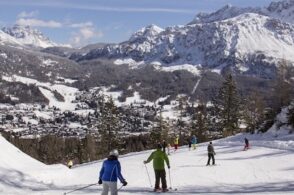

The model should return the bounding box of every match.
[1,25,59,48]
[0,29,22,46]
[188,4,260,25]
[74,11,294,78]
[1,130,294,194]
[129,24,164,42]
[265,0,294,24]
[189,0,294,25]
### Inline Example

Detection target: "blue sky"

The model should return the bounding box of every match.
[0,0,275,47]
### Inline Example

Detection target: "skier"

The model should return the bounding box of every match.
[67,160,73,169]
[167,143,171,155]
[162,140,167,153]
[191,135,197,150]
[188,138,192,151]
[174,135,179,151]
[98,149,127,195]
[244,138,250,151]
[206,142,216,166]
[144,144,170,192]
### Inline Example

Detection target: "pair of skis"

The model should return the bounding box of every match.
[149,188,178,193]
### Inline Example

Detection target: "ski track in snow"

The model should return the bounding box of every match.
[191,76,202,95]
[0,132,294,195]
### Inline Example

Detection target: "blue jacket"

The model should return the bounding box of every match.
[191,136,197,144]
[99,158,125,183]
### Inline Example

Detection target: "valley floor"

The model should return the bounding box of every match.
[0,132,294,195]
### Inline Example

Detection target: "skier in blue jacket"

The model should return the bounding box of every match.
[98,149,127,195]
[191,135,197,150]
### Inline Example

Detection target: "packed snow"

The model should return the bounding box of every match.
[0,129,294,195]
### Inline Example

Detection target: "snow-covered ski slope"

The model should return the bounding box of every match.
[0,130,294,195]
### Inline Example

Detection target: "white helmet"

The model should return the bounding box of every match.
[109,149,119,157]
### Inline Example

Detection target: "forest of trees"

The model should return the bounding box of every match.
[1,60,294,165]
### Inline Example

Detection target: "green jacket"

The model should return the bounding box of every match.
[146,149,170,170]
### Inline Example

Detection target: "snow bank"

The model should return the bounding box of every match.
[1,132,294,194]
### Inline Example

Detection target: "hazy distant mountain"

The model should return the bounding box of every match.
[189,0,294,25]
[1,25,59,48]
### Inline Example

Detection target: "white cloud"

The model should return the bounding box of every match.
[16,18,62,28]
[69,21,93,28]
[17,11,39,18]
[70,27,103,47]
[80,27,95,39]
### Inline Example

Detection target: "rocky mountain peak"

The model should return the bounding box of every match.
[129,24,164,42]
[189,4,259,24]
[265,0,294,24]
[189,0,294,25]
[1,24,58,48]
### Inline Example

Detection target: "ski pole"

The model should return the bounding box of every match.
[168,169,172,189]
[117,184,124,192]
[63,183,97,195]
[144,163,153,187]
[168,169,178,191]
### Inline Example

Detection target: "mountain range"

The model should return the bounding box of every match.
[71,0,294,79]
[0,25,60,48]
[0,0,294,104]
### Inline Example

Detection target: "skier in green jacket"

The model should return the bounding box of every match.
[144,144,170,192]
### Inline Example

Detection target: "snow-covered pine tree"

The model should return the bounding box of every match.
[190,104,208,142]
[242,91,265,134]
[272,60,293,112]
[150,106,170,145]
[214,74,240,136]
[96,96,121,155]
[176,96,188,143]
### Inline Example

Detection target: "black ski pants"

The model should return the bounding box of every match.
[154,169,167,189]
[207,153,215,165]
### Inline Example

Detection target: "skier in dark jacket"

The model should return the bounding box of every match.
[162,140,167,153]
[144,144,170,192]
[206,142,216,166]
[99,149,127,195]
[188,138,192,151]
[244,138,250,151]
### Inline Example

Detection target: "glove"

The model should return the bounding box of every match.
[98,179,102,185]
[168,165,170,169]
[143,160,147,164]
[122,180,128,186]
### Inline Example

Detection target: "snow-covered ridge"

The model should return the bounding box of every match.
[0,29,21,46]
[189,0,294,25]
[189,4,260,25]
[129,24,164,42]
[75,0,294,78]
[265,0,294,24]
[80,11,294,78]
[1,25,59,48]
